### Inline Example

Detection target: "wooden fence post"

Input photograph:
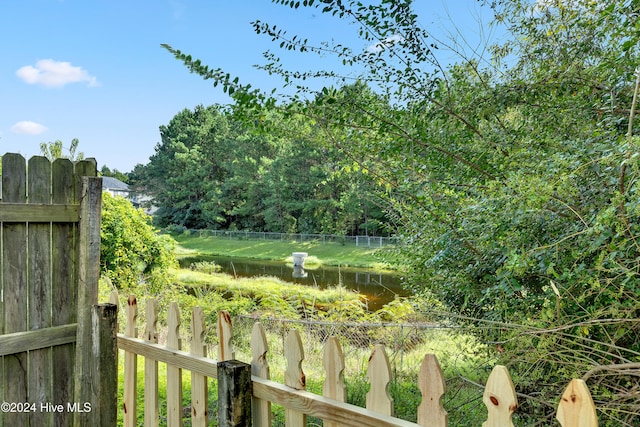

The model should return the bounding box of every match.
[217,360,252,427]
[87,303,118,426]
[74,173,102,427]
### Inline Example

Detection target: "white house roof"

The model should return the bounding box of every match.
[102,176,129,192]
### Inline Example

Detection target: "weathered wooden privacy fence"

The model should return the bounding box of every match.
[0,154,117,426]
[116,293,600,427]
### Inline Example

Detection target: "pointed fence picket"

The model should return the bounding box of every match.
[114,294,599,427]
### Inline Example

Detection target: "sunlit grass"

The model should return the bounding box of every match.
[170,234,392,269]
[175,268,364,308]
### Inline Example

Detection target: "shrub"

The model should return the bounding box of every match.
[101,192,178,293]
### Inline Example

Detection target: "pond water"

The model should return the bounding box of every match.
[178,255,409,311]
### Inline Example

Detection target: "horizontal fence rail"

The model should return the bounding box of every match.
[111,292,598,427]
[174,228,399,248]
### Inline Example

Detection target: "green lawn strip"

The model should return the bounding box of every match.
[170,234,391,269]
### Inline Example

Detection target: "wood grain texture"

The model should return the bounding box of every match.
[166,302,183,427]
[482,365,518,427]
[250,322,272,427]
[417,354,447,426]
[144,298,159,427]
[556,379,598,427]
[190,306,208,426]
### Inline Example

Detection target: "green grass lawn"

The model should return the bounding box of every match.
[170,234,392,269]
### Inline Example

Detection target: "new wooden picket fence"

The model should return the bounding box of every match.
[114,293,599,427]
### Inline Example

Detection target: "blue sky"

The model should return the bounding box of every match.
[1,0,502,172]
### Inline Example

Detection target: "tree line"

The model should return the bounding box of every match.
[129,103,387,235]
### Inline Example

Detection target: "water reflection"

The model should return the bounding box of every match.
[179,255,409,311]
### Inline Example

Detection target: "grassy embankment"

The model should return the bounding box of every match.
[171,233,392,269]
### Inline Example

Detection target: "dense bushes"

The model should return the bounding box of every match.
[100,192,177,293]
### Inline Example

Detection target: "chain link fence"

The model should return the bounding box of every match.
[223,315,492,424]
[180,229,398,248]
[229,315,489,378]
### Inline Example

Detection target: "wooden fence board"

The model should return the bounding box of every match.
[2,153,29,426]
[250,323,272,427]
[190,306,208,426]
[218,311,234,361]
[417,354,447,426]
[166,302,183,427]
[367,344,394,416]
[0,324,77,356]
[28,156,53,427]
[556,379,598,427]
[124,295,138,427]
[482,365,518,427]
[284,329,306,427]
[144,298,159,427]
[51,158,77,427]
[323,336,345,427]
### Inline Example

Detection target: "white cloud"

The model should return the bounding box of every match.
[367,34,404,53]
[16,59,99,88]
[11,121,48,135]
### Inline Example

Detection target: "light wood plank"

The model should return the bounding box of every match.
[417,354,447,427]
[367,344,394,416]
[190,307,208,426]
[482,365,517,427]
[251,376,421,427]
[217,310,234,361]
[556,379,598,427]
[123,295,138,427]
[166,302,183,427]
[117,335,218,378]
[323,337,346,427]
[284,329,306,427]
[251,322,272,427]
[144,298,159,427]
